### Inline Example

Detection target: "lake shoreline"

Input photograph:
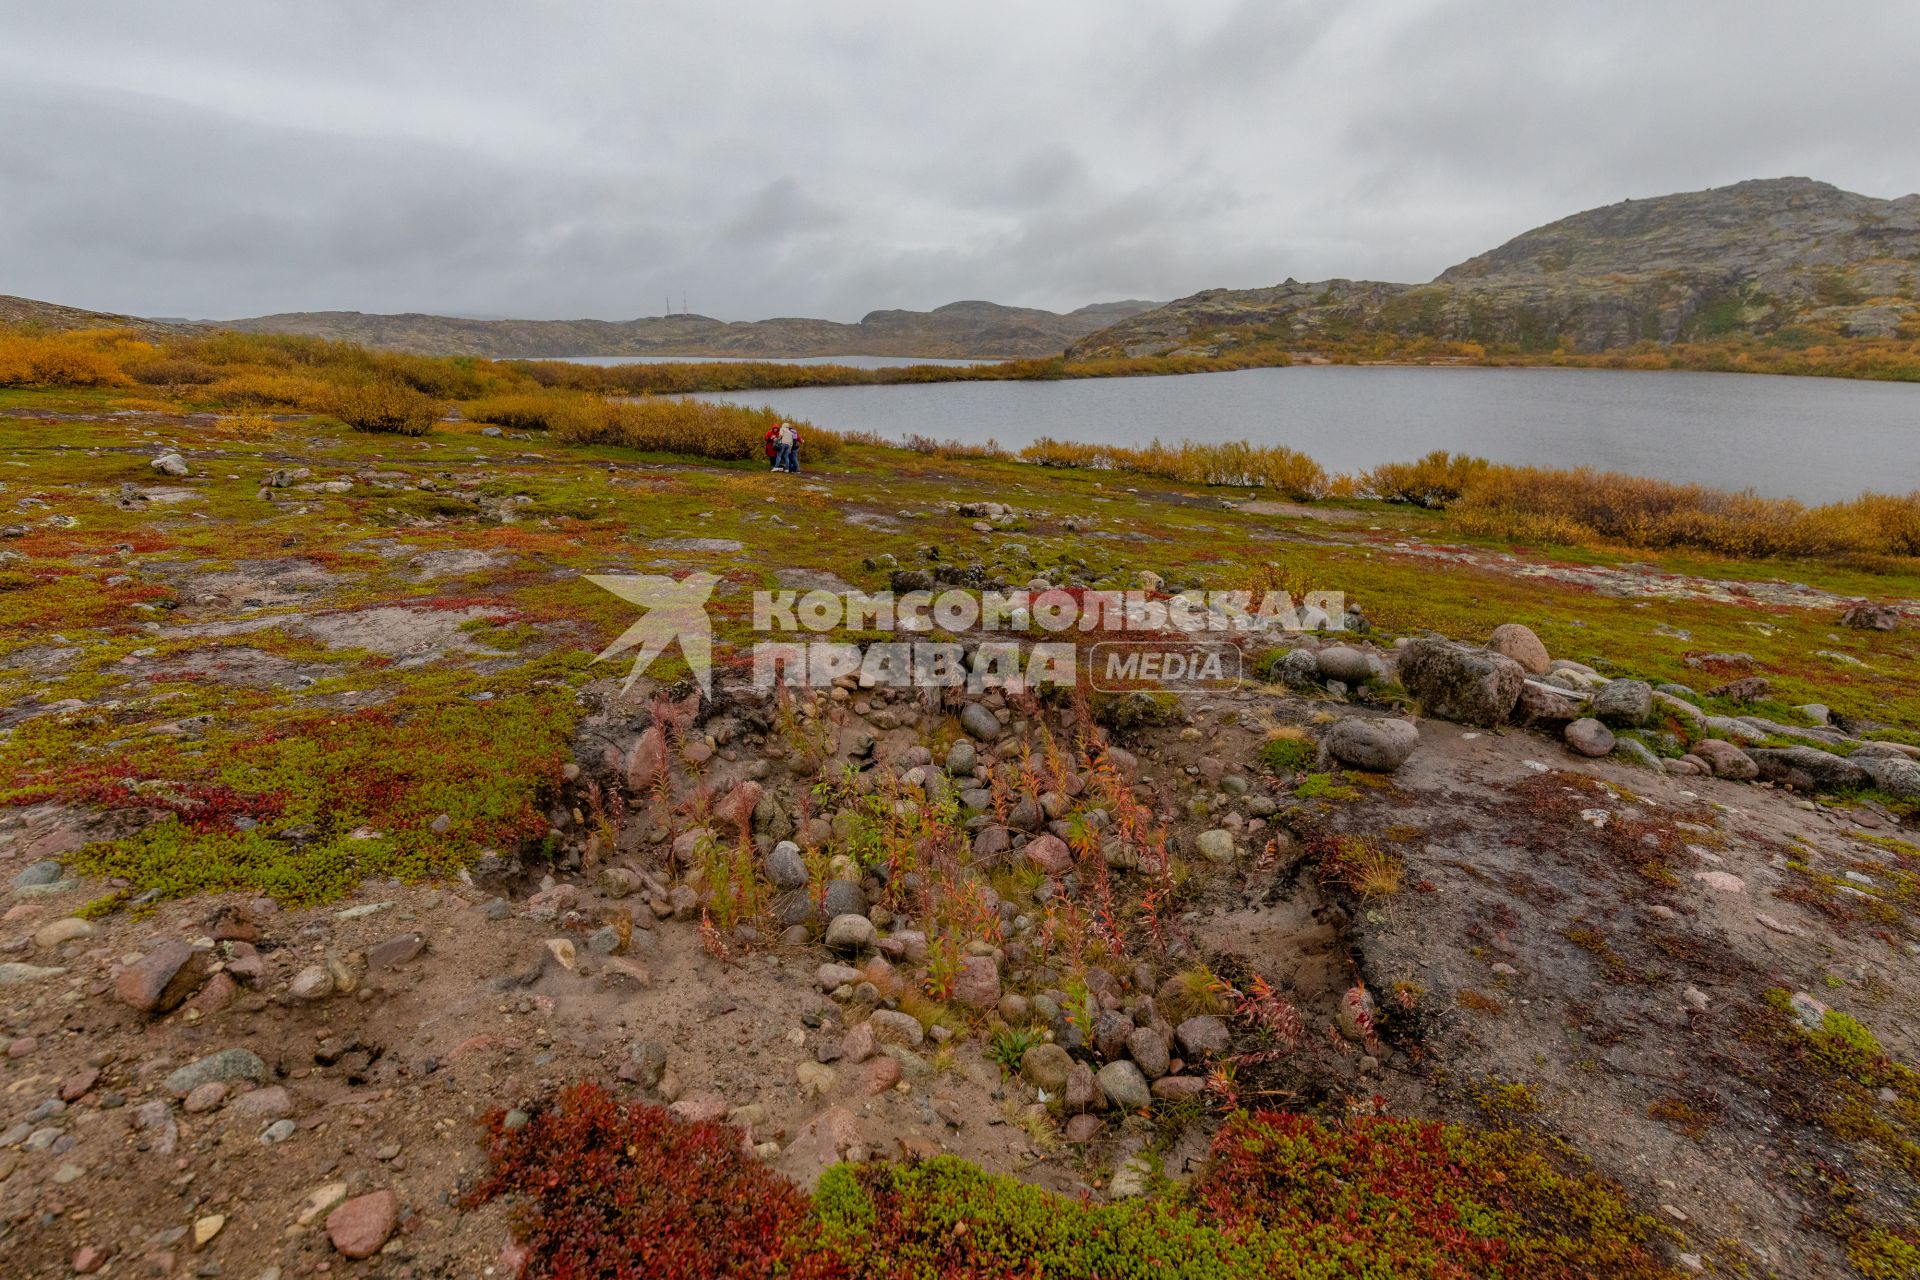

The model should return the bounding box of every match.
[689,363,1919,505]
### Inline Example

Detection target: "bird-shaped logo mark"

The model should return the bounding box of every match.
[585,572,720,694]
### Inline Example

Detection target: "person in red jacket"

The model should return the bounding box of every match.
[763,425,781,470]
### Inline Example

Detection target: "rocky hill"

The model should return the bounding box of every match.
[0,294,190,338]
[1070,178,1920,358]
[215,298,1159,359]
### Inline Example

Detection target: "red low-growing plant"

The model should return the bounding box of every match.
[469,1088,1673,1279]
[10,766,287,832]
[1232,972,1304,1052]
[1191,1111,1674,1279]
[463,1082,816,1280]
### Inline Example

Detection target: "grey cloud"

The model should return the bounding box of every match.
[724,179,846,248]
[968,148,1093,215]
[0,0,1915,321]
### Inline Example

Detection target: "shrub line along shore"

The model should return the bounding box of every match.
[2,324,1916,566]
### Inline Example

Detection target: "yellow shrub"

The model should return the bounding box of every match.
[200,372,338,411]
[1017,436,1326,500]
[330,381,440,436]
[171,331,307,370]
[129,357,221,387]
[1447,464,1920,560]
[1020,437,1108,468]
[551,397,838,463]
[1246,445,1328,498]
[465,392,607,434]
[1364,451,1492,507]
[1453,505,1603,548]
[1815,492,1920,557]
[372,350,503,399]
[208,412,279,441]
[898,434,1008,459]
[0,331,132,387]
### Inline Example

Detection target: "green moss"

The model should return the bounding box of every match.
[1294,772,1360,802]
[813,1158,1259,1279]
[1092,688,1179,738]
[74,891,129,920]
[51,656,586,905]
[1615,728,1685,760]
[1476,1079,1540,1115]
[1258,735,1317,772]
[1849,1226,1920,1279]
[1866,728,1920,748]
[1753,991,1920,1264]
[807,1112,1675,1279]
[459,617,541,651]
[1859,833,1920,861]
[1809,1009,1897,1085]
[5,380,1918,917]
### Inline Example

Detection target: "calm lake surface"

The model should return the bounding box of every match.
[538,353,988,369]
[700,365,1920,503]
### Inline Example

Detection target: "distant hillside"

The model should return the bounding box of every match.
[0,294,189,338]
[216,298,1160,359]
[1070,178,1920,359]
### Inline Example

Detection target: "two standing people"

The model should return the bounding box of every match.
[763,421,802,473]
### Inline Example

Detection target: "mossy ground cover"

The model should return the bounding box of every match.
[1739,995,1920,1277]
[4,389,1916,910]
[9,378,1920,1279]
[469,1083,1678,1279]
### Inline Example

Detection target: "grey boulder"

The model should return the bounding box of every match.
[959,702,1003,742]
[1854,754,1920,801]
[1270,649,1322,688]
[165,1048,268,1097]
[1749,747,1871,794]
[1611,737,1662,769]
[1095,1060,1152,1111]
[1590,679,1654,727]
[765,841,809,891]
[824,913,876,953]
[1486,623,1551,674]
[822,878,867,920]
[11,860,65,890]
[1322,717,1418,772]
[1021,1043,1073,1091]
[1839,602,1899,631]
[1516,681,1583,725]
[1125,1027,1170,1079]
[1397,637,1525,728]
[1562,718,1615,758]
[1691,738,1759,780]
[1174,1014,1230,1058]
[1315,646,1375,684]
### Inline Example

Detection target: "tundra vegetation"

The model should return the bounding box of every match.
[4,325,1916,560]
[0,322,1916,1277]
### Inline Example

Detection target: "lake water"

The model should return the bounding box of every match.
[700,365,1920,503]
[535,353,988,369]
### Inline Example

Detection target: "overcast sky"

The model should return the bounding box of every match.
[3,0,1916,322]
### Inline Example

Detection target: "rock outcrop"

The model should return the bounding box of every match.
[1397,637,1524,728]
[1070,179,1920,360]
